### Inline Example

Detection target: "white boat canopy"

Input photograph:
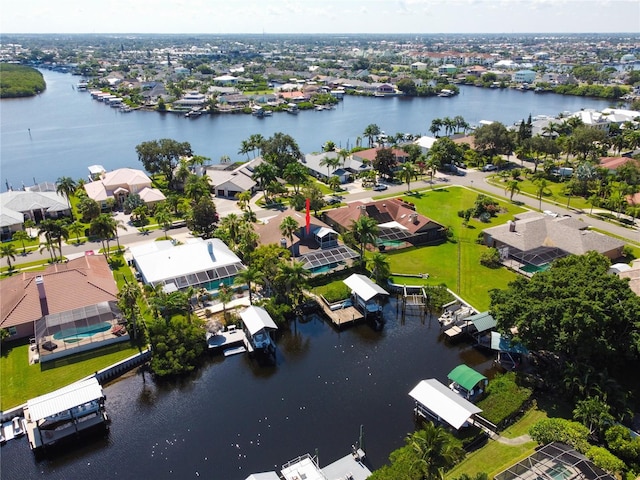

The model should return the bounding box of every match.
[343,273,389,302]
[240,306,278,336]
[26,377,104,422]
[409,379,482,430]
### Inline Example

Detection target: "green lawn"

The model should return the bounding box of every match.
[386,187,525,310]
[0,340,140,409]
[488,176,591,211]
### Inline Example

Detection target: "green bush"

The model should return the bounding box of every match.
[585,446,625,474]
[529,418,590,452]
[476,372,532,426]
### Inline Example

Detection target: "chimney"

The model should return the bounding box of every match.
[508,220,516,232]
[35,276,50,317]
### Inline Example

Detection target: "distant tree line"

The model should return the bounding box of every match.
[0,63,46,98]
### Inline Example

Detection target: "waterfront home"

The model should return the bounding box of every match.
[302,151,371,184]
[447,364,488,402]
[0,190,70,238]
[343,273,389,317]
[414,135,438,153]
[323,198,447,251]
[173,91,207,108]
[513,69,536,84]
[483,212,625,273]
[84,167,165,209]
[129,238,245,292]
[352,147,409,164]
[409,378,482,430]
[205,157,259,198]
[24,377,108,453]
[254,208,358,274]
[0,255,119,342]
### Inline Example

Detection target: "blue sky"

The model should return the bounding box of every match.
[2,0,639,34]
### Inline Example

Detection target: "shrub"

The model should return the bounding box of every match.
[480,248,501,268]
[529,418,590,452]
[477,372,532,426]
[585,446,625,474]
[605,425,640,465]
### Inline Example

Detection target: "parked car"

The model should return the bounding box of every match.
[457,162,467,169]
[373,184,388,191]
[482,164,497,172]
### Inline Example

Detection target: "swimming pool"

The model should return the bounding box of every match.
[53,322,112,341]
[521,263,550,274]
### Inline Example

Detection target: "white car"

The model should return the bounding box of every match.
[543,210,559,218]
[482,164,497,172]
[372,184,388,191]
[12,417,24,437]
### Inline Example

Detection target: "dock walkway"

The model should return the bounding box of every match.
[310,293,364,327]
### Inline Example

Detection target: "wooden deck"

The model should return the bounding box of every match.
[320,303,364,327]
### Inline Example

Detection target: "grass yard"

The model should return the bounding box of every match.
[489,176,591,211]
[0,340,140,409]
[386,187,525,310]
[446,438,537,479]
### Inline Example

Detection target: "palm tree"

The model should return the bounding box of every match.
[319,155,340,180]
[219,213,242,248]
[234,266,263,304]
[534,178,548,210]
[67,221,85,244]
[429,118,443,137]
[252,162,278,202]
[399,161,417,192]
[248,133,265,158]
[406,422,464,480]
[236,190,253,215]
[274,260,310,308]
[280,215,299,253]
[328,175,341,192]
[426,157,440,184]
[0,243,17,271]
[363,124,381,147]
[351,216,379,261]
[505,180,520,201]
[113,218,128,252]
[238,139,252,160]
[283,161,309,195]
[39,238,56,263]
[367,252,391,283]
[442,116,456,137]
[56,176,77,220]
[217,283,234,322]
[184,174,210,202]
[11,230,30,255]
[90,213,117,259]
[154,206,172,239]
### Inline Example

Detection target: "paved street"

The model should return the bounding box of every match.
[6,168,638,271]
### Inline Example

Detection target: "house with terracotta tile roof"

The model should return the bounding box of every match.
[599,156,640,172]
[323,198,447,251]
[352,147,409,164]
[84,167,165,208]
[1,255,120,347]
[254,209,358,274]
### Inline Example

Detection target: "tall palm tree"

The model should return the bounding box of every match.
[363,124,381,147]
[534,178,548,210]
[90,213,117,259]
[367,252,391,284]
[238,139,252,160]
[56,176,77,220]
[184,174,210,202]
[280,216,299,253]
[406,422,464,480]
[217,283,234,322]
[319,155,340,180]
[234,266,263,304]
[220,213,242,248]
[252,162,278,202]
[283,161,309,195]
[154,206,172,240]
[39,238,56,263]
[236,190,253,214]
[274,260,310,308]
[0,243,17,271]
[113,218,128,252]
[67,221,85,244]
[505,180,521,201]
[399,161,417,192]
[11,230,30,255]
[429,118,443,137]
[351,216,379,261]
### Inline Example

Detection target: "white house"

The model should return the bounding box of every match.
[513,70,536,84]
[414,135,438,153]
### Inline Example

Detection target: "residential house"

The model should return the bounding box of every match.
[0,255,119,341]
[323,198,447,250]
[302,151,371,183]
[513,69,536,84]
[205,157,260,198]
[254,208,358,274]
[0,190,70,238]
[413,136,438,153]
[352,147,409,165]
[84,167,165,208]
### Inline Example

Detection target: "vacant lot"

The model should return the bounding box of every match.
[386,187,526,310]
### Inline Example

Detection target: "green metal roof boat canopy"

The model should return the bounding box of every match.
[447,364,487,392]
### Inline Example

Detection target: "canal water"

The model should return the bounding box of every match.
[2,301,494,480]
[0,69,614,190]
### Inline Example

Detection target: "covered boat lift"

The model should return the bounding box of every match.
[447,364,488,402]
[491,332,529,370]
[240,306,278,360]
[343,273,389,318]
[409,379,482,430]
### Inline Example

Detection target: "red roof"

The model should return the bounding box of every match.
[353,147,409,162]
[1,255,118,329]
[600,157,639,170]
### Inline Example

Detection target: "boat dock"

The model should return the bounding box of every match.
[206,326,254,354]
[319,301,364,328]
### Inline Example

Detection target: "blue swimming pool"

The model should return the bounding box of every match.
[53,322,112,341]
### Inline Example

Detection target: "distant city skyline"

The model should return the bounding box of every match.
[2,0,639,35]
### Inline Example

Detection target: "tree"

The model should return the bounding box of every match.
[363,123,381,147]
[188,196,218,238]
[573,396,615,440]
[217,283,233,323]
[90,213,116,259]
[572,126,607,161]
[68,221,85,244]
[406,422,464,480]
[534,178,549,210]
[368,252,391,283]
[473,122,514,159]
[490,252,640,396]
[279,215,299,253]
[234,266,263,305]
[430,118,443,137]
[261,132,302,174]
[399,161,417,191]
[252,162,278,202]
[429,137,464,170]
[236,190,253,215]
[122,193,145,214]
[273,260,310,308]
[38,219,68,261]
[78,196,101,223]
[396,78,417,96]
[135,138,192,187]
[184,174,211,202]
[505,180,520,201]
[351,216,379,261]
[319,154,341,179]
[323,140,336,152]
[56,176,77,220]
[373,148,397,181]
[283,161,309,195]
[154,205,172,239]
[0,243,17,271]
[328,175,341,192]
[11,230,30,255]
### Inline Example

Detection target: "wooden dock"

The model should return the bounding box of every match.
[317,301,364,327]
